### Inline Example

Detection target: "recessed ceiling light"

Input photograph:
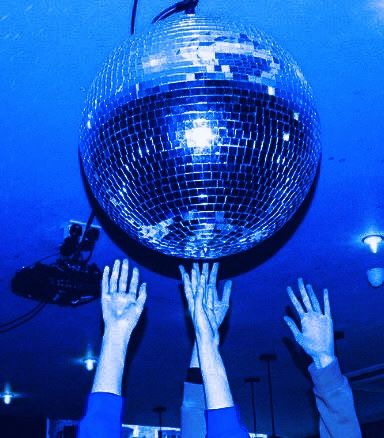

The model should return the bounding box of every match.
[363,234,383,254]
[1,384,14,405]
[83,357,97,371]
[3,392,13,405]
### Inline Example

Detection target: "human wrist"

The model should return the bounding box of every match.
[196,335,221,366]
[103,325,132,345]
[196,328,218,344]
[312,353,336,369]
[196,334,218,352]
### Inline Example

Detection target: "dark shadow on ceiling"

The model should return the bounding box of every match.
[80,156,320,280]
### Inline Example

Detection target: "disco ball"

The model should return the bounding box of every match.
[79,15,320,259]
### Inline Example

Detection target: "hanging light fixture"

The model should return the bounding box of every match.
[363,234,383,254]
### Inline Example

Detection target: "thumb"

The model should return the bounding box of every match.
[284,316,304,347]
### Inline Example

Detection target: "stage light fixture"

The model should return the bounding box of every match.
[363,234,383,254]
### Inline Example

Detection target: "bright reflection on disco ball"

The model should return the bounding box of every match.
[79,15,321,259]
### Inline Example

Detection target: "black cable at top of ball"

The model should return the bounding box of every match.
[130,0,139,35]
[131,0,199,35]
[152,0,199,24]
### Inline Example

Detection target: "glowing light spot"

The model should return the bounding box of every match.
[185,119,216,152]
[268,86,275,96]
[84,357,97,371]
[3,393,12,405]
[363,235,383,254]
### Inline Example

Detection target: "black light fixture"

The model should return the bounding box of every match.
[11,212,102,306]
[60,223,83,257]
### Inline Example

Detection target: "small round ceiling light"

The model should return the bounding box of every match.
[1,384,15,405]
[3,393,13,405]
[363,234,383,254]
[83,356,97,371]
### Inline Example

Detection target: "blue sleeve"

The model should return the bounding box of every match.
[78,392,123,438]
[181,382,206,438]
[205,406,249,438]
[309,359,361,438]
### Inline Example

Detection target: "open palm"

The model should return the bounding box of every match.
[284,278,334,364]
[180,262,231,343]
[102,259,147,334]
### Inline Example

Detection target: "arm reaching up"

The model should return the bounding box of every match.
[284,279,361,438]
[93,259,147,395]
[180,263,248,438]
[78,259,147,438]
[180,263,231,438]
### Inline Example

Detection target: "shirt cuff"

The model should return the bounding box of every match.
[182,381,205,408]
[87,392,123,417]
[308,358,345,394]
[206,405,248,437]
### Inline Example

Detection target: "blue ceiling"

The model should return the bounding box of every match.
[1,0,384,436]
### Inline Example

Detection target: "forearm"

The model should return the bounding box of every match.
[190,342,200,368]
[92,327,131,395]
[181,343,206,438]
[196,335,233,410]
[309,359,361,438]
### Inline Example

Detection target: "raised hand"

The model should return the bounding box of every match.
[179,262,231,344]
[284,278,335,368]
[180,263,235,410]
[102,259,147,335]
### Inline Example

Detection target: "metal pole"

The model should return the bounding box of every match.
[266,360,276,436]
[153,406,166,438]
[244,377,260,434]
[260,353,277,437]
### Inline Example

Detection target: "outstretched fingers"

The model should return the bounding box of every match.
[206,283,214,310]
[129,267,139,297]
[136,283,147,310]
[202,263,209,279]
[191,265,198,293]
[195,278,205,310]
[209,262,220,302]
[110,259,121,294]
[306,283,321,313]
[287,286,305,319]
[118,259,129,293]
[102,265,110,298]
[284,316,304,346]
[298,278,313,312]
[181,269,194,311]
[221,280,232,307]
[323,288,331,317]
[178,265,186,280]
[209,262,219,287]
